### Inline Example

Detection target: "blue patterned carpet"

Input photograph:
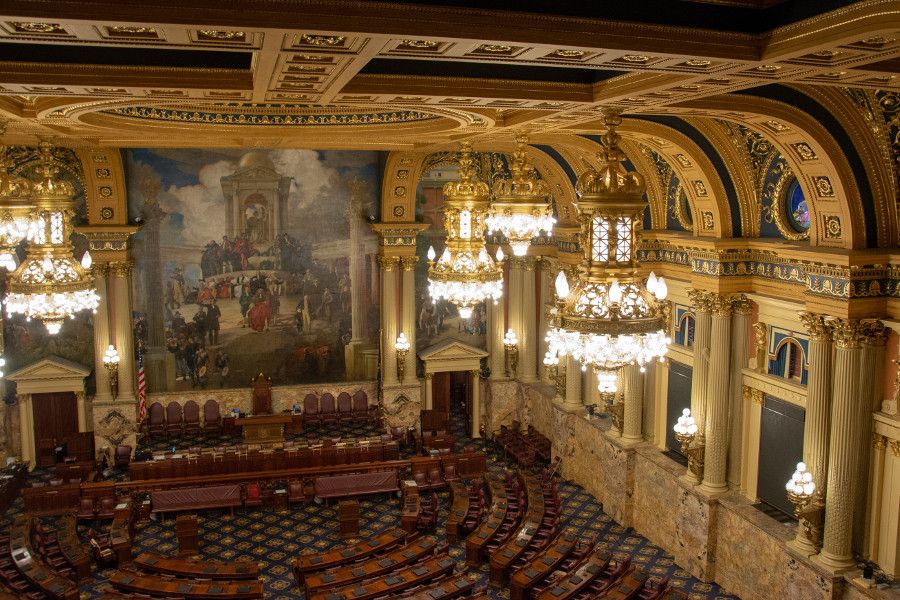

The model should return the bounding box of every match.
[5,413,741,599]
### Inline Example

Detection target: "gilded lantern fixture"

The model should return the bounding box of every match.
[0,147,41,271]
[486,135,555,256]
[427,142,503,319]
[545,109,669,393]
[4,143,99,335]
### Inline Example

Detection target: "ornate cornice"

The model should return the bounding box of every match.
[370,222,429,247]
[103,104,441,126]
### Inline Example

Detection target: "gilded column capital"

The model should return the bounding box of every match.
[90,263,110,277]
[399,256,419,272]
[798,312,832,341]
[872,434,887,451]
[731,294,752,315]
[890,439,900,457]
[425,372,433,381]
[860,320,888,346]
[107,260,134,277]
[709,293,735,317]
[742,385,764,405]
[509,256,529,270]
[687,288,714,313]
[376,255,401,271]
[830,318,863,349]
[522,257,537,272]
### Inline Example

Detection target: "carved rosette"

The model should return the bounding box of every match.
[798,312,832,341]
[831,318,863,349]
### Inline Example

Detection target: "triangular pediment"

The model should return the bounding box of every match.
[7,356,91,382]
[418,339,488,361]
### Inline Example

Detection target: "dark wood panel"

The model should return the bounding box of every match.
[33,392,78,447]
[431,371,451,413]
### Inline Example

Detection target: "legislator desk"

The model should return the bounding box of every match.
[602,569,648,599]
[508,530,578,600]
[534,548,612,600]
[110,570,264,599]
[8,517,79,600]
[465,474,509,565]
[394,573,477,600]
[445,482,469,542]
[307,555,457,600]
[235,414,293,444]
[135,552,260,580]
[490,474,546,584]
[55,515,90,583]
[293,528,407,581]
[151,484,242,518]
[314,470,398,499]
[110,497,136,565]
[302,536,441,596]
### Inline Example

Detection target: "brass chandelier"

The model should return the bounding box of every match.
[545,109,669,393]
[427,142,503,319]
[486,135,555,256]
[0,147,41,271]
[4,143,98,335]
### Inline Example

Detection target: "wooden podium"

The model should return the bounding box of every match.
[234,415,292,444]
[176,513,199,557]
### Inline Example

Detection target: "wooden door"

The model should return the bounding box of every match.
[431,372,451,413]
[32,392,78,464]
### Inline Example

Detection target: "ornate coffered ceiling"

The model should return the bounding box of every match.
[0,0,893,149]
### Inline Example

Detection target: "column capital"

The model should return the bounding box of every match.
[731,294,752,315]
[108,260,134,277]
[873,433,887,451]
[830,318,863,349]
[425,372,433,380]
[399,256,419,272]
[859,320,888,346]
[90,263,110,277]
[709,293,735,317]
[509,256,529,270]
[370,222,429,247]
[798,312,832,341]
[742,385,764,405]
[890,439,900,457]
[522,257,537,272]
[376,255,401,271]
[687,288,714,313]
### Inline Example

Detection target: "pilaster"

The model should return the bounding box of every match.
[488,297,505,379]
[108,260,136,402]
[727,296,751,489]
[378,255,400,386]
[508,257,525,379]
[520,258,539,382]
[471,370,482,438]
[856,321,887,555]
[563,355,583,412]
[91,264,113,403]
[400,256,419,381]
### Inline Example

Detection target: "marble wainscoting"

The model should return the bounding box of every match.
[381,382,422,430]
[91,398,138,456]
[484,380,526,435]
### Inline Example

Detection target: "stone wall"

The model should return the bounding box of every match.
[484,380,525,435]
[382,382,422,430]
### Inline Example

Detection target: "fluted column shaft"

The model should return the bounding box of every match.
[109,262,136,401]
[537,259,551,384]
[92,266,113,403]
[855,323,886,553]
[727,298,751,488]
[508,258,524,379]
[687,289,712,432]
[520,259,538,382]
[564,355,582,410]
[816,320,863,572]
[400,257,418,379]
[471,370,482,438]
[488,299,505,379]
[699,295,733,495]
[622,365,644,443]
[379,256,399,385]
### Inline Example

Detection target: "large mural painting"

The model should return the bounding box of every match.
[125,149,382,391]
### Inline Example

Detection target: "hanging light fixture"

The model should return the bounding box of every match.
[545,109,669,393]
[4,142,99,334]
[427,141,503,319]
[486,135,555,256]
[0,147,41,271]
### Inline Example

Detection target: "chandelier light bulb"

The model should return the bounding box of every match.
[647,272,658,294]
[554,271,570,299]
[440,248,451,263]
[608,279,622,304]
[395,332,410,351]
[427,246,436,261]
[542,351,558,367]
[504,328,518,347]
[496,247,504,262]
[44,321,62,335]
[41,255,53,272]
[80,250,92,269]
[597,369,617,393]
[458,307,473,319]
[655,277,668,300]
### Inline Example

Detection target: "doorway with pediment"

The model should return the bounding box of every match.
[418,339,487,439]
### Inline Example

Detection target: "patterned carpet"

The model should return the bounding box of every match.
[5,413,742,600]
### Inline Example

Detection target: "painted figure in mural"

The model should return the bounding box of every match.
[239,285,251,327]
[215,351,229,386]
[248,288,271,332]
[168,268,186,309]
[320,288,334,320]
[206,298,221,345]
[302,295,312,332]
[192,307,207,344]
[244,203,268,243]
[201,240,222,278]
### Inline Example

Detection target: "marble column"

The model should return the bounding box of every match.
[699,294,733,496]
[622,364,643,444]
[400,256,419,381]
[424,373,433,410]
[508,258,525,379]
[687,289,712,434]
[727,297,751,489]
[792,312,833,555]
[816,319,863,572]
[855,322,886,553]
[91,265,113,403]
[109,261,136,402]
[379,256,399,386]
[488,298,505,379]
[537,259,551,384]
[17,394,34,468]
[563,355,583,410]
[471,370,482,438]
[520,259,538,382]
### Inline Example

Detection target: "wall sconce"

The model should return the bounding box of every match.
[503,329,519,378]
[786,462,824,549]
[395,332,411,383]
[542,351,565,398]
[673,408,705,481]
[102,344,120,399]
[598,370,623,432]
[0,355,5,379]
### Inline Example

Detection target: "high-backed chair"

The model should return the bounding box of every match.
[244,483,262,510]
[165,401,184,436]
[115,445,132,469]
[303,394,320,425]
[319,393,338,425]
[288,480,305,506]
[352,390,371,424]
[76,497,95,520]
[183,400,201,436]
[96,496,116,519]
[148,402,166,438]
[202,399,221,434]
[336,392,353,424]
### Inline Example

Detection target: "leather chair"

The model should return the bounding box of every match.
[96,496,117,519]
[443,464,459,483]
[427,467,444,489]
[147,402,166,438]
[319,393,338,425]
[183,400,201,436]
[351,390,371,424]
[76,497,96,520]
[336,392,353,424]
[287,481,305,506]
[303,394,320,425]
[115,445,132,469]
[244,483,263,510]
[202,399,222,435]
[165,401,184,437]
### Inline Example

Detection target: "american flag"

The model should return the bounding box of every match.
[137,352,147,423]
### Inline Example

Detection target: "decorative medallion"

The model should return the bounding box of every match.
[547,49,585,59]
[674,154,692,168]
[392,205,405,218]
[764,120,789,133]
[197,30,246,41]
[823,215,842,238]
[397,39,440,51]
[684,59,711,67]
[473,44,516,54]
[701,211,714,230]
[92,154,108,164]
[812,176,835,197]
[791,143,817,161]
[100,207,114,221]
[396,169,409,180]
[10,22,65,34]
[300,34,346,47]
[99,186,113,198]
[621,55,650,63]
[692,180,708,196]
[96,168,110,179]
[106,26,158,37]
[95,409,134,447]
[756,64,781,72]
[394,186,406,197]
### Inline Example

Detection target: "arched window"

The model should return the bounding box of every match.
[674,314,695,348]
[772,339,805,383]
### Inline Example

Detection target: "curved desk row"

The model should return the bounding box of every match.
[110,570,264,599]
[134,551,260,580]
